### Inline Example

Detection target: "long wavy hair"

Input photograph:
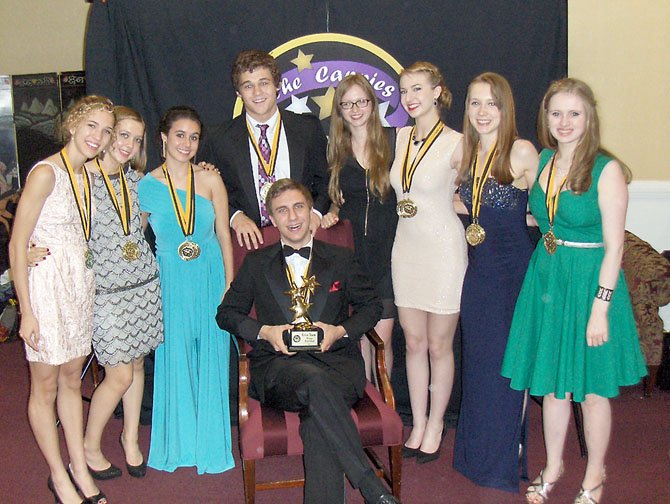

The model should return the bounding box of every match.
[459,72,516,185]
[113,106,147,172]
[328,74,391,204]
[538,78,631,193]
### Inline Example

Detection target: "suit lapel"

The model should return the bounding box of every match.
[282,112,304,182]
[233,116,262,223]
[264,245,295,323]
[307,241,335,322]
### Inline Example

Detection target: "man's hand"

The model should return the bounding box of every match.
[315,322,346,352]
[259,324,296,355]
[231,212,264,250]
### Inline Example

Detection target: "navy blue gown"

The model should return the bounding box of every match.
[453,176,531,493]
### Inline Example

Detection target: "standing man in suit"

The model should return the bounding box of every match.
[201,50,329,250]
[216,179,400,504]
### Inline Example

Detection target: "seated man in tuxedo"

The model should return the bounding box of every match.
[216,179,400,504]
[201,49,329,250]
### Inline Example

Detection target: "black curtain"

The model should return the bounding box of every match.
[85,0,566,167]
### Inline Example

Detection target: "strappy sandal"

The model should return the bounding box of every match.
[525,466,563,504]
[574,474,606,504]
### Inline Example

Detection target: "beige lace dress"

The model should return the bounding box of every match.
[24,160,95,365]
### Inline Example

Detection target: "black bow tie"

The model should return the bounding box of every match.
[283,245,311,259]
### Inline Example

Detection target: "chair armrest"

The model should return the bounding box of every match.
[363,329,396,410]
[236,335,251,426]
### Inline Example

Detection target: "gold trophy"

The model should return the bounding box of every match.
[282,274,324,351]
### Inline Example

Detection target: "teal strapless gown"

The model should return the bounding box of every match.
[138,173,234,474]
[502,150,646,402]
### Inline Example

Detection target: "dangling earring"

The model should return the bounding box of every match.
[433,98,438,107]
[161,140,166,159]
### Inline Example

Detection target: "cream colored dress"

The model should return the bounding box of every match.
[390,126,467,314]
[24,160,95,365]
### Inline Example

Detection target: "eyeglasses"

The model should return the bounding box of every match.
[339,98,371,110]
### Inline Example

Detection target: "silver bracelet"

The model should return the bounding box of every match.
[595,285,613,302]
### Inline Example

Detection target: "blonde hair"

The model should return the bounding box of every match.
[60,95,114,143]
[113,106,147,172]
[459,72,516,185]
[328,74,391,204]
[400,61,452,110]
[538,78,631,193]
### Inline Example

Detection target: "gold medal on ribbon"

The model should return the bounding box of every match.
[465,220,486,246]
[96,160,140,261]
[177,240,201,261]
[60,149,93,268]
[396,198,418,218]
[543,230,557,255]
[466,142,497,246]
[397,121,445,218]
[246,117,282,178]
[161,162,199,261]
[259,181,272,201]
[543,154,568,255]
[122,241,141,261]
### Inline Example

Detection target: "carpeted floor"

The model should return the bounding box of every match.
[1,339,668,503]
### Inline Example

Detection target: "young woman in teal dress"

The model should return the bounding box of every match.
[501,78,646,504]
[138,106,235,474]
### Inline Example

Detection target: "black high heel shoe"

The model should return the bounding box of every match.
[67,466,109,504]
[119,433,147,478]
[416,424,446,465]
[402,445,420,459]
[47,476,84,504]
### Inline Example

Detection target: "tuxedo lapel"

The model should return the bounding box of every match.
[263,245,295,323]
[282,113,305,182]
[307,242,335,323]
[232,116,261,222]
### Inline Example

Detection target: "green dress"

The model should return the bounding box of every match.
[501,149,646,402]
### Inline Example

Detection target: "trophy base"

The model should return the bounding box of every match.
[283,326,324,352]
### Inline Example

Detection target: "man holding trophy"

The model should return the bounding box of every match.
[217,179,400,504]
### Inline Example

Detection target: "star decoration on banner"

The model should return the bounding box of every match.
[311,86,336,120]
[291,49,314,72]
[378,102,391,127]
[285,95,313,114]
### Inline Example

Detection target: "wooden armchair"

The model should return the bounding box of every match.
[231,221,403,503]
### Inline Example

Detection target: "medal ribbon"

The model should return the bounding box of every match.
[60,148,91,242]
[401,120,445,194]
[469,142,497,221]
[161,163,195,238]
[544,154,568,228]
[96,160,131,236]
[246,117,282,177]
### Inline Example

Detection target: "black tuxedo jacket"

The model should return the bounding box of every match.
[216,240,382,403]
[201,110,329,225]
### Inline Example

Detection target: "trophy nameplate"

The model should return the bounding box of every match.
[283,325,324,352]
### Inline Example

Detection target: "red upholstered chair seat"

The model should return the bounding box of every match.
[239,359,403,461]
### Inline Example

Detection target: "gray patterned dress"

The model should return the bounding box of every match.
[89,167,162,366]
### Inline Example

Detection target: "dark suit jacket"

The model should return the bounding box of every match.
[216,240,382,403]
[201,110,329,225]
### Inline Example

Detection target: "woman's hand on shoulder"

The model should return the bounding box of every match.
[321,211,339,229]
[197,161,220,174]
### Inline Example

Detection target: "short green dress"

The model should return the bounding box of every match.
[501,149,646,402]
